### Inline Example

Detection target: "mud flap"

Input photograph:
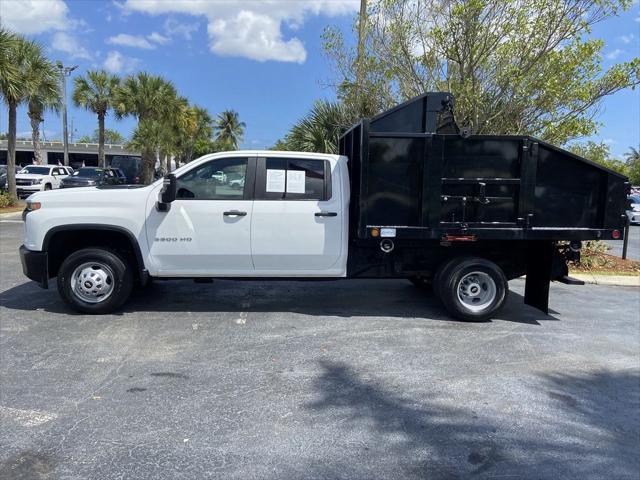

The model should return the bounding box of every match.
[524,242,568,314]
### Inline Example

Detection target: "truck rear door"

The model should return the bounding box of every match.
[250,155,347,275]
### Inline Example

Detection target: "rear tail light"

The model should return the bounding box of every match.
[612,230,621,239]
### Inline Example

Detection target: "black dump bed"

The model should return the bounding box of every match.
[339,93,629,241]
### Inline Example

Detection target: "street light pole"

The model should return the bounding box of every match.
[56,61,78,166]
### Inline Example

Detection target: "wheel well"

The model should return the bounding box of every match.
[46,228,143,281]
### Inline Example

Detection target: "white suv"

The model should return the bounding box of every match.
[15,165,73,198]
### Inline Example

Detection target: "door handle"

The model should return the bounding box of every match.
[315,211,338,217]
[223,210,247,217]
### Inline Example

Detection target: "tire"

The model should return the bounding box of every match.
[57,248,133,314]
[44,184,52,191]
[438,257,508,322]
[432,258,459,300]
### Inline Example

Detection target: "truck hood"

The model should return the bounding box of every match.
[28,183,156,207]
[16,174,48,180]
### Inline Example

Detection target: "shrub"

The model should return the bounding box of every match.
[0,191,16,208]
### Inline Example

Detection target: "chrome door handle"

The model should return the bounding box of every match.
[315,211,337,217]
[223,210,247,216]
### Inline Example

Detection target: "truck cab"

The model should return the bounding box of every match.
[20,151,350,314]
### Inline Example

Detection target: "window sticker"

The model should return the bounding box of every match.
[286,170,306,194]
[266,169,285,192]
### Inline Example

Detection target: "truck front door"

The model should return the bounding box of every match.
[145,156,255,275]
[250,156,347,275]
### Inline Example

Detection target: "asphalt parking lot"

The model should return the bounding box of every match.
[1,217,639,479]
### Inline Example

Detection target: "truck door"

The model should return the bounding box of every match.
[145,156,256,275]
[250,156,346,275]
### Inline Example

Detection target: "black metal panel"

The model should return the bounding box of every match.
[534,144,602,228]
[369,92,453,134]
[366,136,424,226]
[604,173,628,228]
[442,137,521,178]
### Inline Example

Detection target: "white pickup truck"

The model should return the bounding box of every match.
[15,165,73,197]
[19,93,628,321]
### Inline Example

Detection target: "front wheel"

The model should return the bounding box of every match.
[438,257,508,322]
[57,248,133,314]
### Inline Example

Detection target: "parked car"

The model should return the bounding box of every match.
[19,92,629,321]
[626,195,640,225]
[110,156,143,184]
[60,167,126,189]
[0,165,22,191]
[14,165,72,197]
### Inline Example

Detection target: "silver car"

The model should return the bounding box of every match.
[627,195,640,225]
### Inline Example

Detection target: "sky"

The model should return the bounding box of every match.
[0,0,638,156]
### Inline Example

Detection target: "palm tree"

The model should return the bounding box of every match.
[0,31,36,201]
[624,147,640,163]
[113,72,179,183]
[214,110,245,150]
[284,100,352,154]
[24,51,61,165]
[72,70,120,167]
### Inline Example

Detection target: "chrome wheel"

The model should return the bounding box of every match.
[457,271,496,313]
[70,262,115,304]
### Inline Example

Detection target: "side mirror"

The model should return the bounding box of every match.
[157,174,177,211]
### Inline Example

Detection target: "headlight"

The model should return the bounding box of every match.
[31,179,42,185]
[25,200,41,212]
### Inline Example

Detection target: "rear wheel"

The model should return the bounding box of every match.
[437,257,508,322]
[57,248,133,314]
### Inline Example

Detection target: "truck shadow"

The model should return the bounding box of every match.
[264,361,639,479]
[0,278,556,325]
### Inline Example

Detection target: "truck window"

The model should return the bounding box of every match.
[258,158,330,201]
[176,158,248,200]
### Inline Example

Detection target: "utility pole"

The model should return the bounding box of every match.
[355,0,368,114]
[56,61,78,166]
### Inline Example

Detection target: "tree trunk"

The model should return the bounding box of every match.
[7,101,18,202]
[165,153,171,174]
[98,112,105,167]
[29,109,44,165]
[141,149,155,185]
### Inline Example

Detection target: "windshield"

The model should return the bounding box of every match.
[20,166,50,175]
[73,168,103,178]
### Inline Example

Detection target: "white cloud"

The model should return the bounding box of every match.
[51,32,93,60]
[1,0,70,34]
[107,33,155,49]
[606,49,624,60]
[163,17,199,40]
[208,11,306,63]
[618,34,636,44]
[147,31,170,45]
[103,50,140,73]
[122,0,358,63]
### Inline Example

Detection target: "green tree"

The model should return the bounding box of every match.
[114,72,179,183]
[276,100,353,154]
[73,70,120,167]
[25,50,60,165]
[0,31,38,201]
[174,105,214,165]
[624,147,640,185]
[214,110,245,150]
[77,128,125,145]
[569,141,629,176]
[324,0,639,145]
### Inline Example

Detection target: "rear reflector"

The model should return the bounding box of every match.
[612,230,621,239]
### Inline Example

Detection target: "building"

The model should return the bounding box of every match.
[0,139,140,168]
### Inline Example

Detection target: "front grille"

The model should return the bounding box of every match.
[16,179,33,186]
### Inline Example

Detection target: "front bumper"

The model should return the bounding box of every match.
[19,245,48,288]
[16,185,43,196]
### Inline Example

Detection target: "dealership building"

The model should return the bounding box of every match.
[0,139,140,168]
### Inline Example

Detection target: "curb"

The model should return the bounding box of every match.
[569,273,640,287]
[0,211,23,220]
